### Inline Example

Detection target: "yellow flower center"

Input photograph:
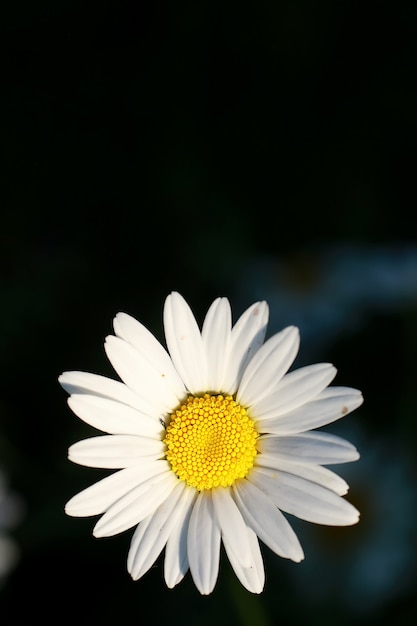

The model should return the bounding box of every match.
[164,394,258,491]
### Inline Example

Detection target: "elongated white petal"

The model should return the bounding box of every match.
[93,470,177,537]
[257,432,359,465]
[65,463,167,517]
[201,298,232,392]
[59,371,145,412]
[67,394,163,438]
[222,521,265,594]
[256,387,364,434]
[163,292,208,393]
[164,489,197,588]
[250,467,359,525]
[233,479,304,562]
[237,327,300,407]
[127,481,189,580]
[213,487,265,594]
[113,312,186,402]
[255,454,349,495]
[252,363,337,420]
[188,492,221,595]
[104,335,180,415]
[68,435,165,468]
[221,300,269,394]
[212,487,253,568]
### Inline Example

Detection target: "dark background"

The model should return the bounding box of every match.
[1,1,417,624]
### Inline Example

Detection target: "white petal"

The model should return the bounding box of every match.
[252,363,337,420]
[221,300,269,394]
[257,432,360,465]
[187,491,221,595]
[250,467,359,526]
[93,469,178,537]
[233,479,304,562]
[104,335,180,415]
[127,480,190,581]
[59,371,145,412]
[67,394,163,438]
[65,463,166,517]
[255,454,349,495]
[164,489,197,588]
[237,327,300,407]
[256,387,364,434]
[201,298,232,391]
[212,487,253,568]
[113,312,186,402]
[68,435,165,468]
[223,521,265,594]
[163,292,208,393]
[212,487,265,594]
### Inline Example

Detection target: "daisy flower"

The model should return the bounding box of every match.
[59,292,363,595]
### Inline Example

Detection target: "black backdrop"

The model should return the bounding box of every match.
[2,2,417,625]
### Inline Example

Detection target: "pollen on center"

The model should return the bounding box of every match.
[163,393,258,491]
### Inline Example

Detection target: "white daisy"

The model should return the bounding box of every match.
[59,292,363,595]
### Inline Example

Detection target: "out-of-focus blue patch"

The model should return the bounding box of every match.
[236,243,417,356]
[287,424,417,615]
[0,467,24,585]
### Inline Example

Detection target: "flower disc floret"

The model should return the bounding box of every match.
[164,394,258,490]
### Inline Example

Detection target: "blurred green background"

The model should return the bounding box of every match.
[1,1,417,624]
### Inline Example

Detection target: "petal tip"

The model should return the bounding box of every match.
[58,371,72,390]
[64,500,79,518]
[285,325,299,336]
[92,523,105,538]
[292,550,305,563]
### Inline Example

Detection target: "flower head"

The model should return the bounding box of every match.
[60,292,363,594]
